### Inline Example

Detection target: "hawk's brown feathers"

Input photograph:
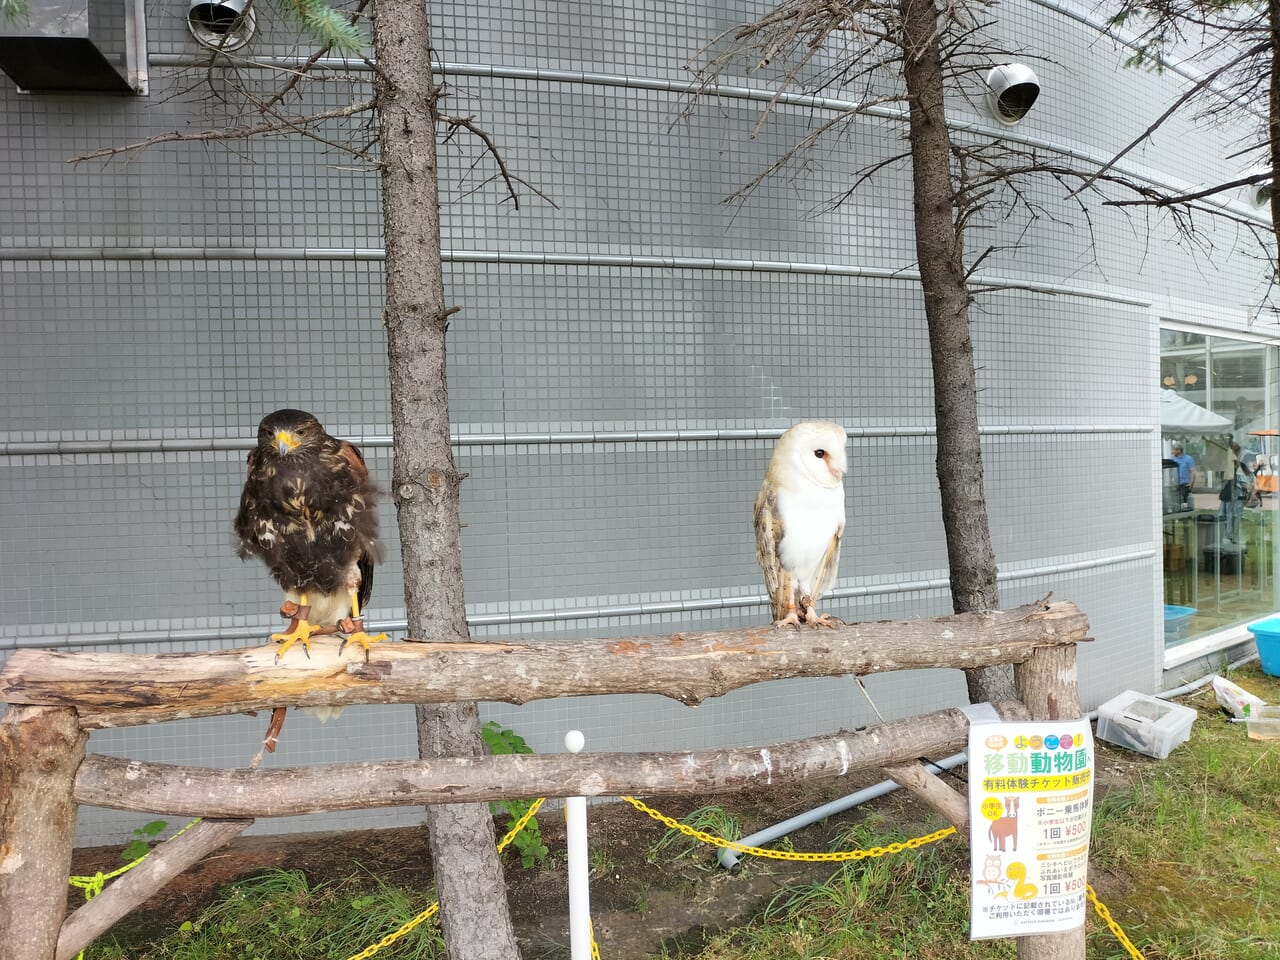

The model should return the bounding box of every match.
[235,409,382,637]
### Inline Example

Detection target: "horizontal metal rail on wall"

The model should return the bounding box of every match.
[4,549,1155,651]
[0,423,1154,457]
[0,247,1160,317]
[0,245,1158,306]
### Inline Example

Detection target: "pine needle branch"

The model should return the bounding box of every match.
[280,0,365,53]
[0,0,30,22]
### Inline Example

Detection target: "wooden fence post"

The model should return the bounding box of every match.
[1013,643,1085,960]
[0,601,1089,957]
[0,705,87,960]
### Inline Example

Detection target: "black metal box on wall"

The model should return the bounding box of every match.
[0,0,143,93]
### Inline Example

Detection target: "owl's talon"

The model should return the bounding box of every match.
[773,610,802,628]
[806,613,843,628]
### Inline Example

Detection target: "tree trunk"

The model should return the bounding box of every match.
[1270,0,1280,275]
[898,0,1015,705]
[370,1,519,956]
[1014,645,1085,959]
[0,706,86,960]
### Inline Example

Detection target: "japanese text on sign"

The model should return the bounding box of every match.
[968,721,1094,940]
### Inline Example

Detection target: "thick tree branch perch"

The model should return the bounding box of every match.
[73,701,1028,817]
[0,601,1089,728]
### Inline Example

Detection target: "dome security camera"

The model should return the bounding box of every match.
[985,64,1040,126]
[1246,168,1273,208]
[188,0,256,50]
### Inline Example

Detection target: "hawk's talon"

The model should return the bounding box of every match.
[272,619,318,662]
[338,625,387,659]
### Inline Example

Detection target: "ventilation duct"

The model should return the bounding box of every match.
[0,0,144,93]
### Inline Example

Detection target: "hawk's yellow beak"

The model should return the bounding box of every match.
[274,430,300,455]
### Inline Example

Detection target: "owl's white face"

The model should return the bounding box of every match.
[779,420,847,489]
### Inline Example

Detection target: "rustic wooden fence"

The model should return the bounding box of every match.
[0,599,1090,960]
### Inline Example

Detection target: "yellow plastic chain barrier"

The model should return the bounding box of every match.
[68,818,205,902]
[344,797,545,960]
[1087,883,1145,960]
[622,795,957,861]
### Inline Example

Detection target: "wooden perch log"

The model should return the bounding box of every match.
[73,700,1028,817]
[882,760,970,830]
[0,600,1088,728]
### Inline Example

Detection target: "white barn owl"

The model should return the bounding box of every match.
[753,420,848,626]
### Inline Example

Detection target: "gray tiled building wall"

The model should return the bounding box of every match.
[0,0,1270,845]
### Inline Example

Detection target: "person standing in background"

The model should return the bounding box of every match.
[1170,443,1195,510]
[1219,443,1254,542]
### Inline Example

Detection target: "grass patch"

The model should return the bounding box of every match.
[646,804,743,870]
[685,813,1003,960]
[1084,665,1280,959]
[90,869,445,960]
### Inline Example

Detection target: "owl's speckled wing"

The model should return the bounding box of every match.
[808,526,843,609]
[753,480,792,623]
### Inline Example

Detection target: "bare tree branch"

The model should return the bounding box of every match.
[439,114,559,210]
[1070,38,1272,197]
[67,100,376,164]
[1106,170,1273,208]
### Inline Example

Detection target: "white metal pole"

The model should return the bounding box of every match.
[564,729,592,960]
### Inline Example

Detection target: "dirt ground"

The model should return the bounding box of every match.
[68,746,1150,959]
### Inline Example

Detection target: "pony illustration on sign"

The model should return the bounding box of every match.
[988,795,1019,851]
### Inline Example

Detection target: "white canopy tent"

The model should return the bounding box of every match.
[1160,389,1231,435]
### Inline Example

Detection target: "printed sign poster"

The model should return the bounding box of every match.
[967,720,1094,940]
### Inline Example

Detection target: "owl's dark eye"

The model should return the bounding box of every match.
[814,449,826,458]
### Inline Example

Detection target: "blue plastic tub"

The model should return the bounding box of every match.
[1247,617,1280,676]
[1164,605,1196,643]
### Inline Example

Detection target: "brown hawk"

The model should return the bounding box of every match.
[235,408,386,661]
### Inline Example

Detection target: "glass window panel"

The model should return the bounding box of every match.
[1161,330,1278,653]
[1209,340,1266,432]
